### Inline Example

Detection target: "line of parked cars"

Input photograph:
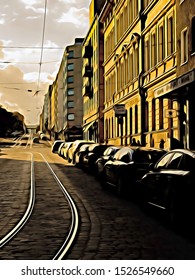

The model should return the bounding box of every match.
[51,139,195,228]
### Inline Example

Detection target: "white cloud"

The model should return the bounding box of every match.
[4,100,18,107]
[0,0,90,123]
[58,7,88,28]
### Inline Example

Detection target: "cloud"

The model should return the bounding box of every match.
[57,7,89,28]
[0,18,5,25]
[0,0,90,123]
[4,100,18,107]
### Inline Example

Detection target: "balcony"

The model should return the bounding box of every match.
[82,45,93,58]
[83,85,93,98]
[82,65,93,77]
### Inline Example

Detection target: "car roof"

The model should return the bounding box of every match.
[165,148,195,158]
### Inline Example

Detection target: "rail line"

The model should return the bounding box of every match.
[40,153,79,260]
[0,152,35,247]
[0,148,79,259]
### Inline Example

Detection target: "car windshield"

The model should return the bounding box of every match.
[93,145,109,154]
[103,146,118,156]
[113,147,134,161]
[79,144,89,151]
[133,149,165,163]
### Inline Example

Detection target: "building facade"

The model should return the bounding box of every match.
[100,0,178,149]
[63,38,84,141]
[82,0,106,143]
[44,38,84,141]
[42,0,195,150]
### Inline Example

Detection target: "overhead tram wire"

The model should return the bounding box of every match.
[0,46,64,50]
[34,0,48,96]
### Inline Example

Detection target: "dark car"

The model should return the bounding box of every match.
[62,142,74,160]
[75,144,91,168]
[140,149,195,226]
[51,140,64,153]
[58,142,73,159]
[68,140,95,164]
[101,146,166,197]
[40,134,48,141]
[82,143,112,173]
[95,146,121,179]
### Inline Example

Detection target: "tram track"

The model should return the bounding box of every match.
[0,146,79,260]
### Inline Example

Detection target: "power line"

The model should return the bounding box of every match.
[0,46,64,50]
[0,60,60,64]
[35,0,48,95]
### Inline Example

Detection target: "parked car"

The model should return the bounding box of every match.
[51,140,64,153]
[57,142,66,157]
[61,142,74,160]
[95,146,121,179]
[40,133,48,140]
[140,149,195,226]
[101,146,166,197]
[32,137,39,143]
[67,140,95,164]
[82,143,112,173]
[75,144,92,168]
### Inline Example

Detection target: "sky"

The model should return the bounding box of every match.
[0,0,91,124]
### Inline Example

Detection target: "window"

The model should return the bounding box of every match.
[159,98,164,129]
[67,101,74,108]
[67,63,74,71]
[151,32,157,67]
[166,153,183,169]
[155,153,173,169]
[144,38,149,71]
[67,76,74,83]
[133,44,139,77]
[145,101,149,132]
[67,50,74,58]
[67,113,74,120]
[129,107,132,135]
[67,88,74,96]
[152,98,156,131]
[135,105,138,133]
[183,155,195,171]
[192,17,195,53]
[167,16,174,55]
[181,28,188,64]
[158,24,164,62]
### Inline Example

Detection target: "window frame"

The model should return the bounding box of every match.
[67,113,75,121]
[181,27,188,64]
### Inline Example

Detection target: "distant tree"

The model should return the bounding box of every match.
[0,106,24,136]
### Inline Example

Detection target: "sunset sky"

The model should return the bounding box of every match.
[0,0,90,124]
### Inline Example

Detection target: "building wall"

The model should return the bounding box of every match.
[82,14,104,143]
[63,39,84,141]
[100,0,178,148]
[176,0,195,76]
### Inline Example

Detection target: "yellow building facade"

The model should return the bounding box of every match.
[82,1,105,143]
[100,0,177,149]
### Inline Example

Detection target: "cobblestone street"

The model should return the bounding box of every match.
[1,140,195,260]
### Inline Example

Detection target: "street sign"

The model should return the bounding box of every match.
[114,104,126,116]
